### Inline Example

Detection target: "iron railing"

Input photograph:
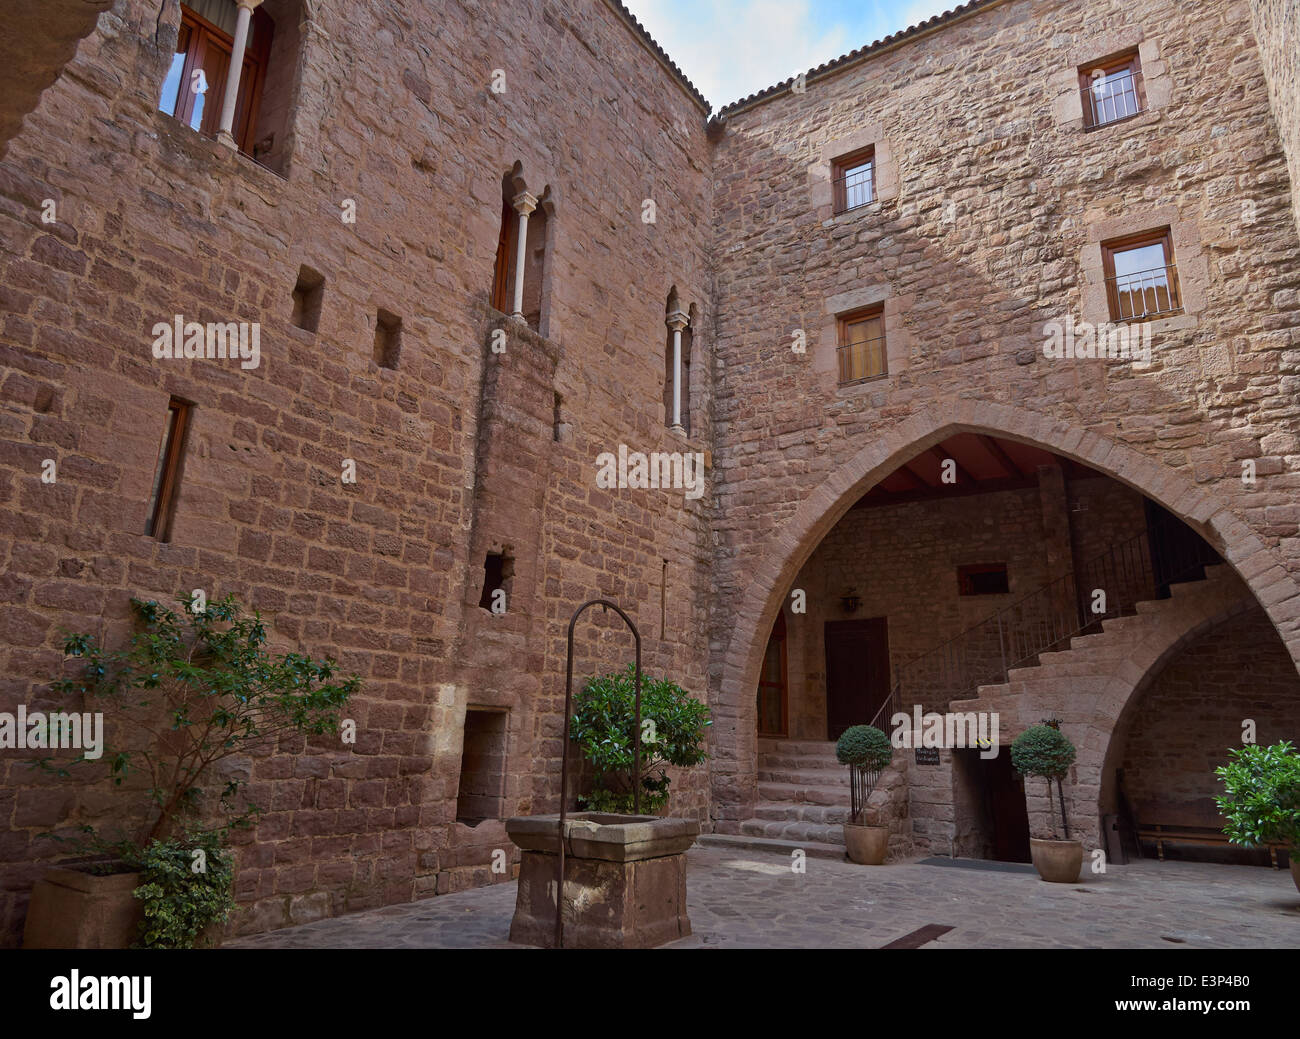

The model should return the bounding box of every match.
[1106,263,1182,321]
[1084,70,1143,128]
[837,331,887,383]
[868,527,1219,731]
[833,165,875,214]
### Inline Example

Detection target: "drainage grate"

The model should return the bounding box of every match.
[918,856,1039,875]
[881,924,955,949]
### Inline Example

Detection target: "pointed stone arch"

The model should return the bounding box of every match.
[711,398,1300,827]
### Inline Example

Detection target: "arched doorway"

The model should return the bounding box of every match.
[710,402,1300,842]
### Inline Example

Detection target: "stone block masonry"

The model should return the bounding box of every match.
[1,0,1299,946]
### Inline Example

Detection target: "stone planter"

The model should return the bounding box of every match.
[843,823,889,865]
[22,866,143,949]
[1029,838,1083,883]
[506,812,699,948]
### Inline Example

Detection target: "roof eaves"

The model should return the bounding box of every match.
[712,0,1012,121]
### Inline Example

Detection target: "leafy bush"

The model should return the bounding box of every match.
[129,831,235,949]
[569,665,710,814]
[1215,741,1300,849]
[835,725,894,770]
[36,594,357,947]
[42,594,358,845]
[1011,723,1077,840]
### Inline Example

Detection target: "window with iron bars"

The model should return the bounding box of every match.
[832,149,875,214]
[1102,229,1182,322]
[836,306,887,384]
[1080,51,1144,130]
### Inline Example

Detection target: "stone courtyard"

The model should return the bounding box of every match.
[227,844,1300,949]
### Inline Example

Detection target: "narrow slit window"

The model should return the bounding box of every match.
[146,399,191,541]
[478,551,512,611]
[373,308,401,368]
[291,265,324,332]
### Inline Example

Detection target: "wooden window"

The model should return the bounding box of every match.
[837,306,887,384]
[756,612,788,737]
[146,399,191,541]
[157,4,273,154]
[491,197,515,313]
[1102,229,1182,322]
[1080,50,1144,129]
[833,148,875,214]
[958,564,1009,596]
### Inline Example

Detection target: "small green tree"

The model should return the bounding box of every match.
[1215,741,1300,851]
[569,665,711,814]
[1011,722,1076,840]
[835,725,894,825]
[37,594,358,947]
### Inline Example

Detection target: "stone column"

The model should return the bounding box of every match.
[510,191,538,322]
[215,0,263,151]
[666,308,689,432]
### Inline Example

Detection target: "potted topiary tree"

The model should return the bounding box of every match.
[1011,721,1082,883]
[835,724,894,865]
[567,664,711,813]
[1215,740,1300,893]
[22,594,358,948]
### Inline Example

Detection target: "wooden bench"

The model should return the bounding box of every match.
[1136,797,1286,869]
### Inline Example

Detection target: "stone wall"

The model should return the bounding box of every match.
[0,0,714,945]
[1252,0,1300,236]
[1118,607,1300,813]
[708,0,1300,829]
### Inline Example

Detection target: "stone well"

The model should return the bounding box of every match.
[505,812,699,948]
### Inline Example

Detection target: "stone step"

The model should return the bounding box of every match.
[738,817,846,845]
[694,832,845,861]
[756,781,850,805]
[752,801,851,825]
[756,767,851,787]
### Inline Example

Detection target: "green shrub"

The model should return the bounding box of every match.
[835,725,894,771]
[1011,723,1077,840]
[569,665,710,814]
[35,594,357,947]
[1215,741,1300,849]
[129,831,235,949]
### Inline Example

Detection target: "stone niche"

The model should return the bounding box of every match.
[505,813,699,948]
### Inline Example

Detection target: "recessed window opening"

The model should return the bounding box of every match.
[373,308,401,368]
[958,563,1010,596]
[291,265,324,332]
[146,398,192,541]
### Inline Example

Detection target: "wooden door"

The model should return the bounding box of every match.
[979,750,1032,863]
[824,618,890,741]
[756,612,788,737]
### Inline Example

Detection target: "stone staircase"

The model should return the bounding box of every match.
[737,738,855,846]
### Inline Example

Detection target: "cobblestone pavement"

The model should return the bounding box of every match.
[226,845,1300,949]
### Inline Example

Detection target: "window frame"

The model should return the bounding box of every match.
[159,5,273,154]
[1079,49,1146,131]
[145,398,192,542]
[836,304,888,385]
[1101,228,1183,324]
[957,563,1010,597]
[832,147,876,215]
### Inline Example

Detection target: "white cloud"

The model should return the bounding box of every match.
[624,0,851,108]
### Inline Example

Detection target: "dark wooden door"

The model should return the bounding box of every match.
[824,618,890,741]
[979,751,1031,863]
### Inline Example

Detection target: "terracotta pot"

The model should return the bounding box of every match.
[844,823,889,865]
[1290,852,1299,895]
[22,866,143,949]
[1029,838,1083,883]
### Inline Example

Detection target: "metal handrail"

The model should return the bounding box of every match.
[1105,263,1181,320]
[867,527,1218,731]
[833,167,875,214]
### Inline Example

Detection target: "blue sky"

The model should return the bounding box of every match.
[621,0,962,109]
